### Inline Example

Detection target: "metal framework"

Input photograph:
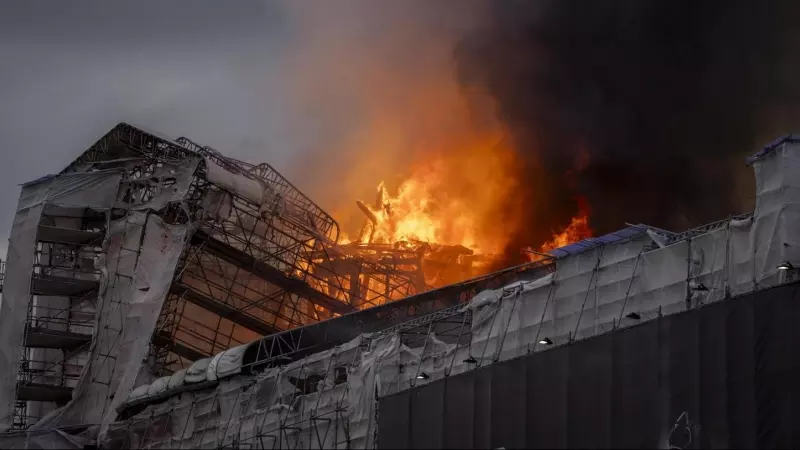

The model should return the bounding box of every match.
[239,256,556,373]
[8,123,428,429]
[107,255,558,449]
[14,209,107,429]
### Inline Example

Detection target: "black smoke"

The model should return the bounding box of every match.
[456,0,800,261]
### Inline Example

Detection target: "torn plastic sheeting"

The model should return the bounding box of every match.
[17,170,124,212]
[205,158,264,206]
[30,213,148,431]
[0,171,124,432]
[102,216,189,438]
[117,158,200,212]
[31,212,152,431]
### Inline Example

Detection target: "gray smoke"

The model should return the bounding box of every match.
[456,0,800,261]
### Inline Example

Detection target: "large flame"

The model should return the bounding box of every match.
[346,137,595,286]
[351,133,521,258]
[275,2,593,284]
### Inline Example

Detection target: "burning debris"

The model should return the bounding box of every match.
[341,174,589,288]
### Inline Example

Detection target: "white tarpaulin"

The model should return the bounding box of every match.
[205,158,264,206]
[31,213,189,439]
[92,139,800,450]
[751,142,800,288]
[103,337,368,449]
[99,215,188,435]
[0,429,92,449]
[0,170,123,432]
[469,236,650,364]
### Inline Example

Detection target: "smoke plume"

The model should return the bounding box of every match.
[456,0,800,261]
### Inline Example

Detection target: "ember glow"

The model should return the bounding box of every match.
[343,135,595,285]
[537,198,593,254]
[277,2,596,287]
[350,133,521,257]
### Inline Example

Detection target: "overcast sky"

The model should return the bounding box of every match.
[0,2,293,256]
[0,1,483,257]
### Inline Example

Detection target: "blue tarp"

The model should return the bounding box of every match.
[548,224,654,258]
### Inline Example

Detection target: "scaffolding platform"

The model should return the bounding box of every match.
[24,327,92,350]
[15,383,72,404]
[35,226,103,245]
[0,123,425,432]
[30,275,99,297]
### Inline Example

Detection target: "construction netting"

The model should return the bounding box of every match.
[0,134,798,449]
[0,170,124,431]
[97,140,800,449]
[378,280,800,449]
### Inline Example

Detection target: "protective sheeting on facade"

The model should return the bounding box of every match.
[32,213,189,438]
[378,280,800,449]
[751,140,800,288]
[115,157,201,211]
[104,336,366,449]
[97,139,800,449]
[0,428,94,449]
[0,170,123,432]
[466,140,800,368]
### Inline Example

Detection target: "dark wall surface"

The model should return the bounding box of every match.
[378,281,800,449]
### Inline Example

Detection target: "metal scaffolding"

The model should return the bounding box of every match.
[14,208,107,429]
[6,123,427,429]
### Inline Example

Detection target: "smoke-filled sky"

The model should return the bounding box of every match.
[0,0,486,257]
[457,0,800,260]
[1,0,798,262]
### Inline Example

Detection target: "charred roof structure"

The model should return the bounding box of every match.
[1,126,799,448]
[0,123,433,433]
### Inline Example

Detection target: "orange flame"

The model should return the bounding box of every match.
[351,134,521,258]
[532,197,593,256]
[538,211,593,253]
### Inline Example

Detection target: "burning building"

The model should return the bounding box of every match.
[0,123,435,433]
[0,125,799,448]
